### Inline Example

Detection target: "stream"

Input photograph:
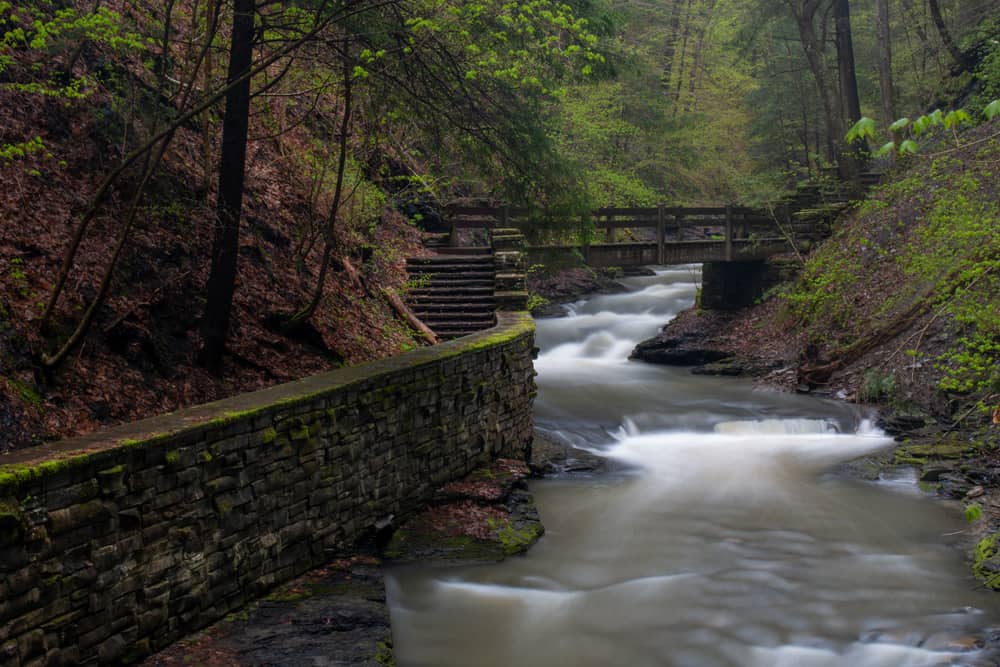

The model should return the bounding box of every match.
[387,267,1000,666]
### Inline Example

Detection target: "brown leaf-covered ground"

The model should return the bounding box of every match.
[0,6,427,452]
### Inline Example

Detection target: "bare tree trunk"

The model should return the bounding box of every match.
[199,0,255,371]
[834,0,863,180]
[928,0,964,66]
[876,0,895,128]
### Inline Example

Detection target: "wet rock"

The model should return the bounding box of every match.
[530,430,608,476]
[630,332,732,366]
[690,358,746,376]
[384,460,544,564]
[877,412,931,437]
[859,628,924,646]
[922,633,981,652]
[938,472,976,499]
[894,439,978,466]
[920,465,955,482]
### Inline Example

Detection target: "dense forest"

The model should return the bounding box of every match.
[1,0,999,450]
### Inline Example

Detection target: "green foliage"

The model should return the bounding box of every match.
[0,4,145,99]
[5,258,29,297]
[0,136,44,163]
[973,533,1000,590]
[525,293,550,312]
[846,117,877,143]
[859,369,897,404]
[849,100,998,157]
[966,503,984,522]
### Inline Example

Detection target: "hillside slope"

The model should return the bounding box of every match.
[640,119,1000,431]
[0,45,426,453]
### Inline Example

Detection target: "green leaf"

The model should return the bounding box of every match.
[984,99,1000,120]
[899,140,919,155]
[928,109,944,125]
[967,504,983,522]
[889,117,911,133]
[912,116,932,136]
[944,109,972,130]
[846,117,876,143]
[874,141,896,157]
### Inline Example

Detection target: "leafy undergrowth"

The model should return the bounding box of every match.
[705,120,1000,425]
[0,2,426,452]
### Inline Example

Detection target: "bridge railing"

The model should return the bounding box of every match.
[443,204,807,263]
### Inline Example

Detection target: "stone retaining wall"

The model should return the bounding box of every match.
[0,312,536,666]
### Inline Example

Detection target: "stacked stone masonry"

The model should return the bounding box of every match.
[0,312,536,666]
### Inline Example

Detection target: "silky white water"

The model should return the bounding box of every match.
[387,267,999,666]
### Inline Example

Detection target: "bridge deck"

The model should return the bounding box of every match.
[443,204,820,267]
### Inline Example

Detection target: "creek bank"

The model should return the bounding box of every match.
[384,458,543,563]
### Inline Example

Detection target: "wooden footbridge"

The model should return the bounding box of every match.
[405,182,877,338]
[441,203,829,268]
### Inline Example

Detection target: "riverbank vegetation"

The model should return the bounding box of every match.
[2,0,1000,450]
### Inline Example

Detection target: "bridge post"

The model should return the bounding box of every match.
[724,205,734,262]
[656,204,665,265]
[605,211,614,244]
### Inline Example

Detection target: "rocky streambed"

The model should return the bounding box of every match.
[631,296,1000,599]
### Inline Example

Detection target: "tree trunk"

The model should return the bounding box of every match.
[876,0,895,129]
[789,0,842,165]
[199,0,255,371]
[834,0,862,180]
[834,0,862,125]
[927,0,964,67]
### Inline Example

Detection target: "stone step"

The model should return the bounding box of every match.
[495,273,526,291]
[408,286,494,296]
[427,320,496,331]
[412,303,496,313]
[407,293,495,303]
[434,246,493,256]
[410,273,495,287]
[406,265,495,276]
[407,255,494,266]
[416,278,496,287]
[420,313,495,333]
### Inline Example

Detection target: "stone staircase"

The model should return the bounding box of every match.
[405,252,497,340]
[404,229,529,341]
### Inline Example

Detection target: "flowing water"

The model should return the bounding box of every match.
[388,267,1000,666]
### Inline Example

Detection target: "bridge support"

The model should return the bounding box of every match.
[700,261,770,310]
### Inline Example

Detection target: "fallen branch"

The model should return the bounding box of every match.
[337,256,369,296]
[381,288,439,345]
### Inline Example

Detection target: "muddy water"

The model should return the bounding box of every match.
[387,267,999,666]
